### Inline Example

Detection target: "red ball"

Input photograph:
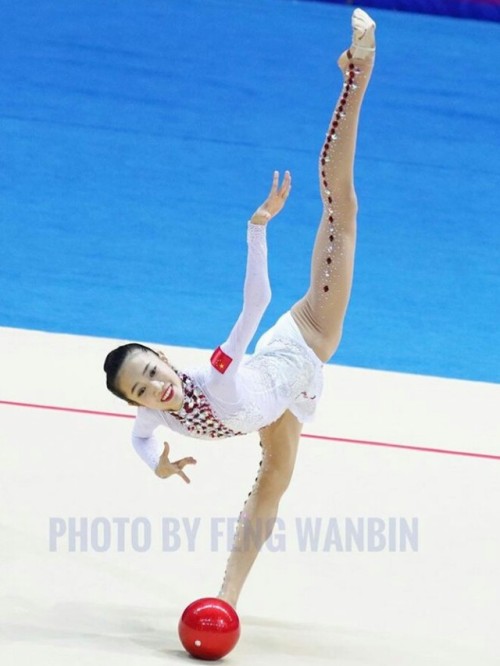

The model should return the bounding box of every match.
[178,597,240,661]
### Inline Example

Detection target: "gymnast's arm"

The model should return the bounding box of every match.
[132,416,196,480]
[214,171,292,372]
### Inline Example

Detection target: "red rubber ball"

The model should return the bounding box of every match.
[178,597,241,660]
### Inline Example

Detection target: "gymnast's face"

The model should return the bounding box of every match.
[117,350,184,411]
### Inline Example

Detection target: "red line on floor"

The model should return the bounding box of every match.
[301,433,500,460]
[1,398,498,461]
[0,399,134,420]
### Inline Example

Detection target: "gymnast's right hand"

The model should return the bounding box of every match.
[155,441,197,483]
[250,170,292,225]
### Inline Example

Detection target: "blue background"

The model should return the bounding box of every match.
[304,0,500,22]
[1,0,499,383]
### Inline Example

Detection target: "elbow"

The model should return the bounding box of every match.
[262,285,272,310]
[248,285,271,317]
[244,265,272,306]
[258,283,272,311]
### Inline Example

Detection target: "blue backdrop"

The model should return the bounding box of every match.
[301,0,500,22]
[1,0,499,383]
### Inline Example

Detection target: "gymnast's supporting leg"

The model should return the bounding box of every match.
[292,9,376,362]
[218,410,302,607]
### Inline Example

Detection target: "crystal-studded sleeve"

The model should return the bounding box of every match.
[214,222,271,373]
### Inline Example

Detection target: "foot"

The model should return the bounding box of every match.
[351,8,376,58]
[338,8,376,70]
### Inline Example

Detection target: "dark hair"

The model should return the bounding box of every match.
[104,343,157,402]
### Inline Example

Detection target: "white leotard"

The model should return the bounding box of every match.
[132,223,323,471]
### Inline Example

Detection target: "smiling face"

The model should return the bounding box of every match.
[116,349,184,411]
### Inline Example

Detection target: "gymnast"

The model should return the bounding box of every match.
[104,8,376,608]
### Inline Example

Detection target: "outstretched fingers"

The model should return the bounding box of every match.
[251,170,292,225]
[279,170,292,198]
[269,170,291,200]
[173,456,197,484]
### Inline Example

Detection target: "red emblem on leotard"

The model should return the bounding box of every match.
[210,346,233,374]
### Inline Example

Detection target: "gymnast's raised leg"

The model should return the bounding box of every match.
[292,8,376,362]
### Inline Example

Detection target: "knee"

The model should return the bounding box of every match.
[346,188,358,210]
[260,449,297,496]
[324,190,358,218]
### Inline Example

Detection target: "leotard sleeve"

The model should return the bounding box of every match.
[132,434,163,472]
[132,408,163,472]
[130,224,270,470]
[213,222,271,373]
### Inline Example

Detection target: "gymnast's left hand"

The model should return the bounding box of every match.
[155,441,197,483]
[250,170,292,225]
